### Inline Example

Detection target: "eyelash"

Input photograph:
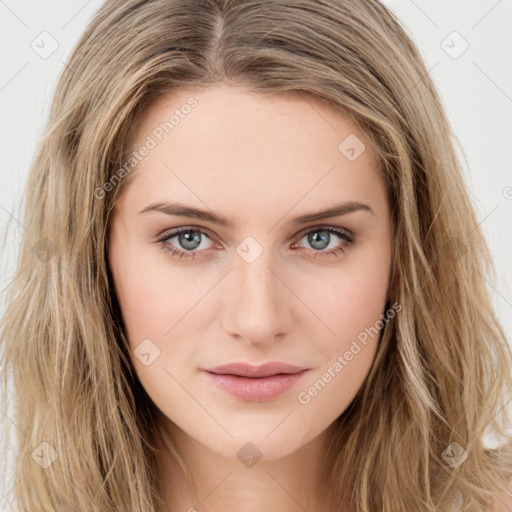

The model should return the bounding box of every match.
[156,225,356,261]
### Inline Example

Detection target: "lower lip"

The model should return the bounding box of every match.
[203,370,309,402]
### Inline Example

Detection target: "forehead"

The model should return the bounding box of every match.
[118,85,385,219]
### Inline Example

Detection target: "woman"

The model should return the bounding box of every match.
[1,0,511,511]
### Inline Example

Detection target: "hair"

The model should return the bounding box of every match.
[1,0,511,510]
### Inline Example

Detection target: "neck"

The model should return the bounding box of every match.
[152,416,351,512]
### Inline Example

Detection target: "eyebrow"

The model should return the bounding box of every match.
[138,200,374,228]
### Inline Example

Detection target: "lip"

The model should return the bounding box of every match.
[201,362,310,402]
[203,361,308,378]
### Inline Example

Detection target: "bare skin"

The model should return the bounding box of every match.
[107,84,393,512]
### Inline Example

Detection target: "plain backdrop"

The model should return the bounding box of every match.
[0,0,511,508]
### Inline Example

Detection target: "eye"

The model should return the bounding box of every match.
[157,227,216,260]
[291,226,355,259]
[156,225,355,261]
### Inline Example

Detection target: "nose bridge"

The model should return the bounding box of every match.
[222,243,290,343]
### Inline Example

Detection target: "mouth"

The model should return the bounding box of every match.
[202,361,308,378]
[201,362,310,402]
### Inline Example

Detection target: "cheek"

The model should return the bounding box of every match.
[293,266,388,415]
[302,258,390,351]
[109,241,174,342]
[108,252,193,401]
[109,246,213,373]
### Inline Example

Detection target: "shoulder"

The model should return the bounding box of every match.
[496,477,512,512]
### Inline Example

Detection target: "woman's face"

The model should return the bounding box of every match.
[107,84,392,460]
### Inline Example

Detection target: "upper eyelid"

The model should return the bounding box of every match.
[158,226,216,243]
[294,224,353,238]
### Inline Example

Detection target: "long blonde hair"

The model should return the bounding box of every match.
[1,0,511,510]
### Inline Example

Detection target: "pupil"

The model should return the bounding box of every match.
[309,231,330,250]
[179,231,201,250]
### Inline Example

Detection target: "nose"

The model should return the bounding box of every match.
[221,249,293,346]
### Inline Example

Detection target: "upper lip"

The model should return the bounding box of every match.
[202,362,308,378]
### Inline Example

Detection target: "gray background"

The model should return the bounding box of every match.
[1,0,511,508]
